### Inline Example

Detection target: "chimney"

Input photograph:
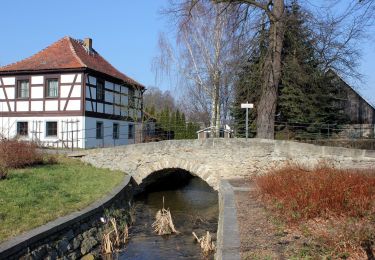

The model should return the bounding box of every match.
[83,38,92,51]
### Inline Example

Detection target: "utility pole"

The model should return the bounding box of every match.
[241,102,254,140]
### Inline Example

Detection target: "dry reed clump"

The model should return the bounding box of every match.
[255,165,375,220]
[192,231,215,255]
[152,197,179,235]
[101,216,130,255]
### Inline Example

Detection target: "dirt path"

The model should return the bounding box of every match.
[229,179,314,260]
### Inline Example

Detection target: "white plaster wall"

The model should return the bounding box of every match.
[0,102,9,112]
[60,74,76,84]
[0,116,85,148]
[0,89,5,99]
[97,103,104,113]
[60,86,70,98]
[105,104,113,114]
[31,76,43,85]
[90,87,96,99]
[105,91,113,103]
[105,81,114,90]
[5,88,15,99]
[31,101,43,111]
[76,74,82,83]
[85,102,92,111]
[84,117,136,148]
[70,85,81,98]
[86,86,91,99]
[45,100,58,111]
[16,101,29,112]
[31,87,44,99]
[88,76,96,85]
[66,100,81,111]
[2,77,15,85]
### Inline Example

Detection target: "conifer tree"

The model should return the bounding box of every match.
[232,0,349,138]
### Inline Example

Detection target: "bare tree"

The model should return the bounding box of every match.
[143,86,177,112]
[156,0,374,139]
[153,1,246,133]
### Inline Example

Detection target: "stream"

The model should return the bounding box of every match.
[118,173,218,260]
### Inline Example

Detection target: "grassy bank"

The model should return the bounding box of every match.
[0,157,125,242]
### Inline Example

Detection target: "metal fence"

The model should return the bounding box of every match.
[2,117,374,151]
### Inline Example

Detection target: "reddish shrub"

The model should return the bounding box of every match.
[255,165,375,220]
[0,139,44,168]
[0,164,8,180]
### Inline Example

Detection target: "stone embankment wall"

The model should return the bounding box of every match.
[0,176,134,260]
[82,138,375,190]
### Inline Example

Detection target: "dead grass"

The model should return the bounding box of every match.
[255,165,375,259]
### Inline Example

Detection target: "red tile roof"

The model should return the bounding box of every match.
[0,36,144,88]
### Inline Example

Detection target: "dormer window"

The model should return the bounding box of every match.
[46,79,58,97]
[17,80,29,98]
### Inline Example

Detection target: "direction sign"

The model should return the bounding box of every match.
[241,103,254,109]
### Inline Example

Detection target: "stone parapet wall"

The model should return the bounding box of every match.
[81,138,375,190]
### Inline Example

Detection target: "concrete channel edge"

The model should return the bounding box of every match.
[216,180,241,260]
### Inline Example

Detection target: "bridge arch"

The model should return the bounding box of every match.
[132,159,217,189]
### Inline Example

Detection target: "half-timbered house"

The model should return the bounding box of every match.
[0,36,144,148]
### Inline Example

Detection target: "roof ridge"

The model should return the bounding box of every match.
[67,37,86,68]
[0,37,68,70]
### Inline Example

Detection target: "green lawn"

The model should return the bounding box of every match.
[0,157,125,242]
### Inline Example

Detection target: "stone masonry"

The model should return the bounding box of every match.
[81,138,375,190]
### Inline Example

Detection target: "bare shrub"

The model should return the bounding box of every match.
[0,139,43,168]
[255,165,375,220]
[0,164,8,180]
[255,165,375,258]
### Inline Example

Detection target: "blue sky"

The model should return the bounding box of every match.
[0,0,374,104]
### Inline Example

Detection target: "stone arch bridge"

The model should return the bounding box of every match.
[80,139,375,190]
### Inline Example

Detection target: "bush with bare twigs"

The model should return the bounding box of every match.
[255,165,375,258]
[255,165,375,220]
[0,163,8,180]
[0,139,43,169]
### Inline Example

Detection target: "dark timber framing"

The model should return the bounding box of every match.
[0,67,144,122]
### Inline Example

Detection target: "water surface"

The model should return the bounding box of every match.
[119,176,218,260]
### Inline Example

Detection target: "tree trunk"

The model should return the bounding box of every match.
[256,0,285,139]
[210,70,221,137]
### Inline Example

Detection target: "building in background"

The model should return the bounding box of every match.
[331,70,375,138]
[0,36,144,148]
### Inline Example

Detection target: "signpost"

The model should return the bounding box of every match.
[241,102,254,139]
